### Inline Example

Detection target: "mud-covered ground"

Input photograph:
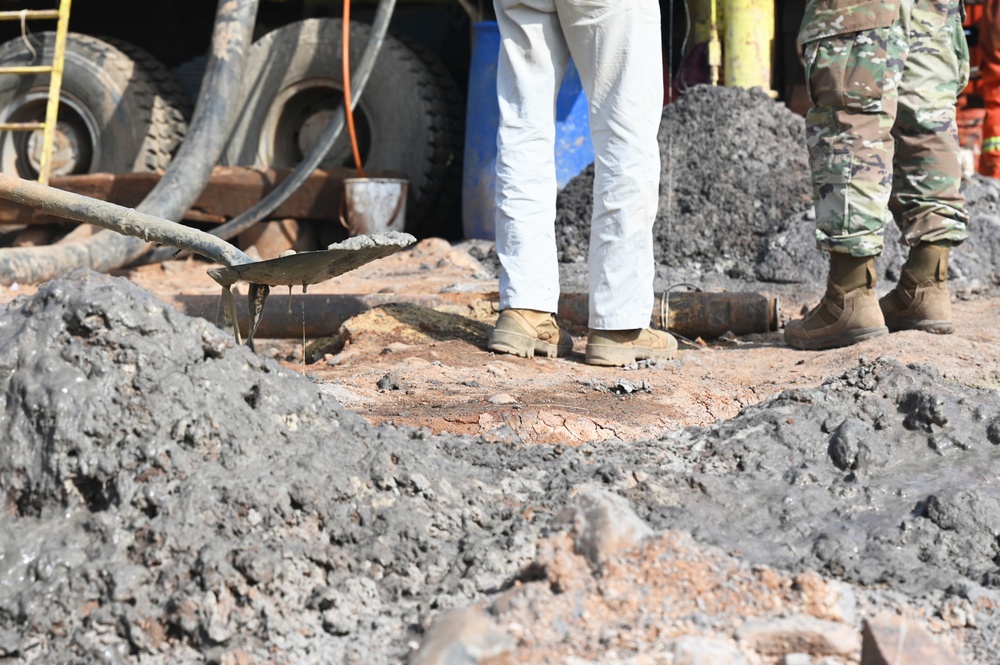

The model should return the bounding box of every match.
[1,271,999,665]
[2,84,999,664]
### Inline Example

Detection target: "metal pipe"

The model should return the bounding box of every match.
[143,0,399,264]
[172,289,779,341]
[722,0,774,91]
[172,292,480,339]
[0,174,252,268]
[558,291,779,340]
[652,290,779,339]
[707,0,721,86]
[0,0,259,285]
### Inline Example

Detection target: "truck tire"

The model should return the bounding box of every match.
[0,32,189,178]
[222,18,463,235]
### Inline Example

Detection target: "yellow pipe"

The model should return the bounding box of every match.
[723,0,774,92]
[687,0,722,86]
[39,0,72,185]
[691,0,712,46]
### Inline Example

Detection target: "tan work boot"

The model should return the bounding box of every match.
[585,327,677,366]
[488,308,573,358]
[879,243,954,334]
[784,253,888,350]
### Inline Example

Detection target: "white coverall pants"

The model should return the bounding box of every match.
[493,0,663,330]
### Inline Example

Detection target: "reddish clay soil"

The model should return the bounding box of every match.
[53,237,997,445]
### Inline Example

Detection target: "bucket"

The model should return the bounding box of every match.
[461,21,595,240]
[341,177,408,236]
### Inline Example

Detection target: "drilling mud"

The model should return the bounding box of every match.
[2,271,998,663]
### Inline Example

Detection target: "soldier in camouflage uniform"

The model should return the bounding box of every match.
[785,0,970,350]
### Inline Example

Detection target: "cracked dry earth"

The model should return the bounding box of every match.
[115,237,1000,448]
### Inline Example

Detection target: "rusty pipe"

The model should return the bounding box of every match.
[558,291,779,340]
[651,290,779,339]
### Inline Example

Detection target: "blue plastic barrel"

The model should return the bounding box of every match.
[461,21,595,240]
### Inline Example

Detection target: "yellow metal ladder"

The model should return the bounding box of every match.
[0,0,72,185]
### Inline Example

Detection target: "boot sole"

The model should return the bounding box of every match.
[488,329,570,358]
[886,319,954,335]
[584,344,676,367]
[785,326,889,351]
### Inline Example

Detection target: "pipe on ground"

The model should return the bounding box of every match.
[0,0,260,285]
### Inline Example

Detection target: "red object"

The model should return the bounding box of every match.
[977,0,1000,178]
[963,3,986,102]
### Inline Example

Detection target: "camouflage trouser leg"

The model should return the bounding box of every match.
[890,0,969,246]
[803,0,969,257]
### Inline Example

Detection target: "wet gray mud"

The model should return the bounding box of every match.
[554,85,1000,297]
[2,271,1000,663]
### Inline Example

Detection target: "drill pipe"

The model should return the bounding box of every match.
[559,291,779,340]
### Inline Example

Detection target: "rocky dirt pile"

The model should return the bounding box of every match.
[0,271,527,664]
[555,85,813,278]
[554,84,1000,294]
[1,272,998,663]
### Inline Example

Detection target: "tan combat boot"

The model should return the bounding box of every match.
[784,253,888,350]
[585,327,677,366]
[488,308,573,358]
[879,243,954,334]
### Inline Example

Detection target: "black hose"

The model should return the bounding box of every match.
[0,0,259,285]
[141,0,398,265]
[135,0,260,222]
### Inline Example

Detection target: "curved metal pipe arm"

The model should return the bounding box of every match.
[0,175,253,268]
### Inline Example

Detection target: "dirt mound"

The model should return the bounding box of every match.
[2,273,999,663]
[0,272,530,664]
[556,85,813,277]
[638,357,1000,595]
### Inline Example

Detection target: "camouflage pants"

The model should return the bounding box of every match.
[802,0,970,257]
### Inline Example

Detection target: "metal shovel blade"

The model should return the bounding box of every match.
[207,231,416,287]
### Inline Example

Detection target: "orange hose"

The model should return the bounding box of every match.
[342,0,365,177]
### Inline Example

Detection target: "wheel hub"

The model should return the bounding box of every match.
[26,122,82,175]
[258,77,371,171]
[0,89,99,179]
